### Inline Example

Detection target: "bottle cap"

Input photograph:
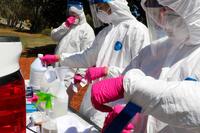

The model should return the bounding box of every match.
[38,54,43,58]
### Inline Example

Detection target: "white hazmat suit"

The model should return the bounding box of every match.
[121,0,200,132]
[60,0,150,127]
[51,5,95,87]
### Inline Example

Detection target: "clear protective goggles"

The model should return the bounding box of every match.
[67,1,83,17]
[141,0,184,41]
[143,0,178,27]
[88,0,112,4]
[140,0,165,41]
[87,0,112,28]
[143,0,188,42]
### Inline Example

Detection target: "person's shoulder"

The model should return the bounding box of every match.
[78,23,94,32]
[81,22,93,28]
[130,20,148,31]
[96,24,113,36]
[119,19,144,28]
[118,20,148,34]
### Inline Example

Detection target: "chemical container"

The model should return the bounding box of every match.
[0,36,26,133]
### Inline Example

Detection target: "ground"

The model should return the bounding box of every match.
[0,27,54,49]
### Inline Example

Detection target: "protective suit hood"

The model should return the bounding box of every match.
[157,0,200,45]
[69,5,87,24]
[108,0,137,25]
[78,12,87,24]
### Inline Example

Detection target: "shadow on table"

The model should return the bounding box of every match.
[22,44,57,57]
[69,107,101,132]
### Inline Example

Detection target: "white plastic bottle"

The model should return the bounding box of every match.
[29,54,47,90]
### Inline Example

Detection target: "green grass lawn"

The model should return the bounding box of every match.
[0,27,55,49]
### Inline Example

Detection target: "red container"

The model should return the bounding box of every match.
[0,36,26,133]
[0,71,26,133]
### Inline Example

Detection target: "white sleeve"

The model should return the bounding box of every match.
[106,53,139,77]
[122,53,142,75]
[107,66,124,78]
[51,22,70,42]
[130,24,150,59]
[123,69,200,129]
[59,39,100,68]
[79,26,95,51]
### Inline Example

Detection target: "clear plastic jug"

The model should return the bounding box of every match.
[39,66,69,117]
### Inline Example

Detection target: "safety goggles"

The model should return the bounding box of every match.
[88,0,112,4]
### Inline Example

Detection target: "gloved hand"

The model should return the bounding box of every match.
[85,67,107,83]
[65,16,76,28]
[91,76,124,112]
[74,74,83,84]
[102,105,134,133]
[40,54,59,65]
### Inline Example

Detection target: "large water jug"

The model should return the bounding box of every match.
[29,54,47,90]
[0,36,26,133]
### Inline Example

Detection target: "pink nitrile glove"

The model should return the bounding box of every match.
[91,76,124,112]
[40,54,59,65]
[65,16,76,28]
[131,113,146,133]
[74,74,83,84]
[85,67,107,83]
[102,105,134,133]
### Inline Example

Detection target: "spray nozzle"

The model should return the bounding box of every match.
[35,91,56,110]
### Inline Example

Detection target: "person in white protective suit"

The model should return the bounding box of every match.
[90,0,200,132]
[51,1,95,88]
[40,0,150,128]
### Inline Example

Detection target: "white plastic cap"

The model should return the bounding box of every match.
[38,54,43,58]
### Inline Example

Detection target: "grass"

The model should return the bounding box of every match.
[0,27,55,49]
